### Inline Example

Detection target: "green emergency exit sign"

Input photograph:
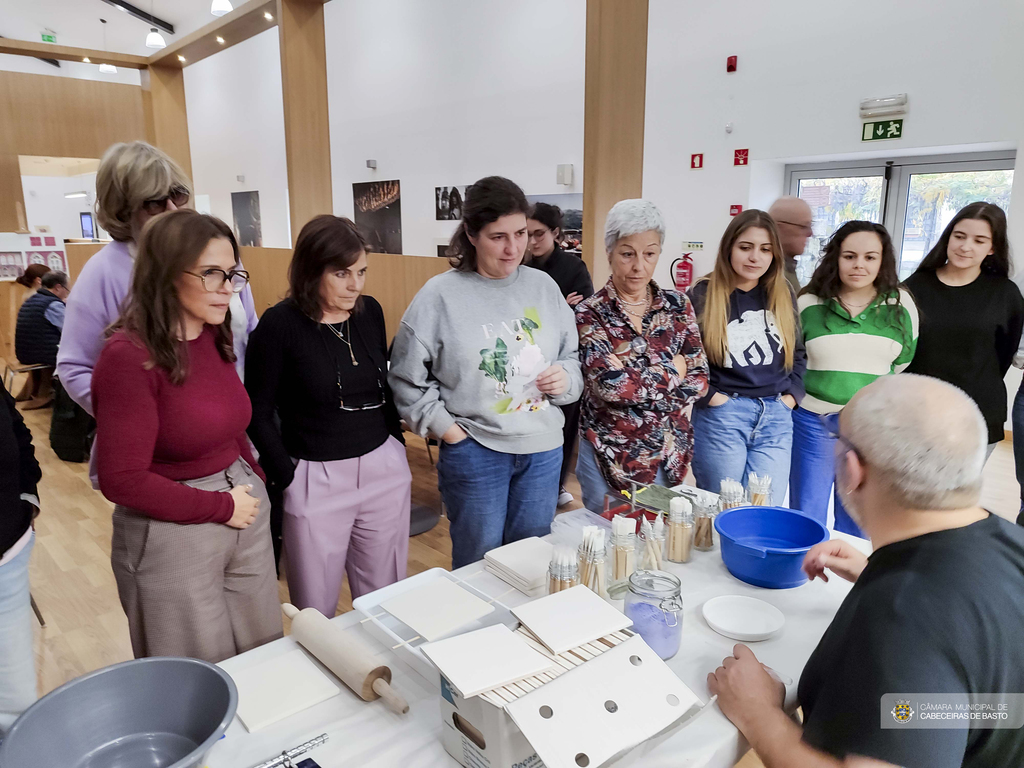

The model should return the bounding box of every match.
[862,119,903,141]
[41,33,56,43]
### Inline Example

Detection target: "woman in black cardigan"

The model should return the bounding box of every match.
[245,216,410,617]
[0,385,42,734]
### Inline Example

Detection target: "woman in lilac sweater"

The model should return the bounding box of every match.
[56,141,259,416]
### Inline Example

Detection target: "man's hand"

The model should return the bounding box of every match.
[707,644,786,733]
[803,539,868,584]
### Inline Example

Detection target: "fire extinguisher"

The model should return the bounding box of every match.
[671,253,693,292]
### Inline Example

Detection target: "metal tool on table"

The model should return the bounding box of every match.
[250,733,329,768]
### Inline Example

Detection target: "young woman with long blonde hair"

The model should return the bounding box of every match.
[687,209,806,504]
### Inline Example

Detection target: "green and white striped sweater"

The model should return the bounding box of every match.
[798,288,918,414]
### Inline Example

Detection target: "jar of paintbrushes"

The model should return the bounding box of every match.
[578,526,608,599]
[666,496,693,563]
[693,501,717,552]
[747,472,772,506]
[639,512,666,571]
[609,515,638,599]
[547,545,579,594]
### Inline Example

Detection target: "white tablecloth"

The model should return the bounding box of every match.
[208,532,871,768]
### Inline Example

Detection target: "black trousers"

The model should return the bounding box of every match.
[560,400,581,488]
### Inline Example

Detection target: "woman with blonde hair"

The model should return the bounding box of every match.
[687,209,806,503]
[57,141,260,416]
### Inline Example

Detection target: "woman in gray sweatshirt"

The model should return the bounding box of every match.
[389,177,583,568]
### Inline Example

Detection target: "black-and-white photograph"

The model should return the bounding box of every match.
[435,185,466,221]
[231,190,263,247]
[527,193,583,255]
[354,180,403,254]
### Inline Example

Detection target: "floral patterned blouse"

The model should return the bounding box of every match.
[575,279,709,491]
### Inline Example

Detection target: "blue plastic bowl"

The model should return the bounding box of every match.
[714,506,829,589]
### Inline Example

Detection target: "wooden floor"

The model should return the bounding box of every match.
[17,393,1022,768]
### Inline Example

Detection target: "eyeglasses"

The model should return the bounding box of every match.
[819,412,863,460]
[184,268,250,294]
[339,375,386,412]
[776,220,814,235]
[141,187,190,215]
[528,228,551,241]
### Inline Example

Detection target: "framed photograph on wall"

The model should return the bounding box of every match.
[353,180,402,254]
[231,191,263,247]
[435,186,467,221]
[80,212,95,240]
[526,193,583,255]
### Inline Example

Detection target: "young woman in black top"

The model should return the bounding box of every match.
[905,202,1024,456]
[245,215,410,617]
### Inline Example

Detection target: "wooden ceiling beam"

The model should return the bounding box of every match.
[0,38,148,69]
[147,0,278,69]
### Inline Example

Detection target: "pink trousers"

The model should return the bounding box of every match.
[283,436,411,617]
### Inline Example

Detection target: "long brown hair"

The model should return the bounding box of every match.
[111,209,238,384]
[913,201,1011,277]
[695,209,797,369]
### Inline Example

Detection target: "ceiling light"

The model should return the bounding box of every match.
[64,192,89,199]
[211,0,233,16]
[216,36,225,44]
[116,4,128,11]
[82,57,91,63]
[145,27,166,49]
[264,12,273,20]
[178,55,186,62]
[99,63,117,74]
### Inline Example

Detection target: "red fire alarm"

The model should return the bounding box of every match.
[690,153,704,169]
[730,205,743,216]
[734,148,749,166]
[727,55,737,73]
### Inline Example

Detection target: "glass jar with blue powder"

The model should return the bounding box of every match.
[624,570,683,660]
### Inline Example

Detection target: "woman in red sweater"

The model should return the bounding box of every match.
[93,209,282,662]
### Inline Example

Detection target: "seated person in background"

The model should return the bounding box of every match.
[14,270,70,409]
[708,373,1024,768]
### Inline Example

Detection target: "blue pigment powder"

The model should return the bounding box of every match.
[625,600,682,660]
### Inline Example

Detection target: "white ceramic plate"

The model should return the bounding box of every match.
[702,595,785,642]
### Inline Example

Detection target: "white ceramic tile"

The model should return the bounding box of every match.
[421,624,557,698]
[231,649,342,733]
[380,576,495,642]
[484,537,553,587]
[511,585,632,655]
[506,636,708,768]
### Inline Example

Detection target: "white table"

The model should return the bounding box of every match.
[208,532,870,768]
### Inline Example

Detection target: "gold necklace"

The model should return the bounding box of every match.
[324,320,358,366]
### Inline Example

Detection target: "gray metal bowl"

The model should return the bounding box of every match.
[0,656,237,768]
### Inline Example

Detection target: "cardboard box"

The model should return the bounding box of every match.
[439,676,543,768]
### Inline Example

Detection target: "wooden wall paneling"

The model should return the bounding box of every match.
[0,154,28,234]
[149,0,277,69]
[0,282,30,364]
[240,246,293,316]
[66,243,107,285]
[582,0,649,287]
[365,253,450,343]
[0,39,148,69]
[0,71,146,159]
[277,0,333,244]
[141,66,193,180]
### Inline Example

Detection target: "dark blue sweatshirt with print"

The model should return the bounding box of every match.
[688,279,806,407]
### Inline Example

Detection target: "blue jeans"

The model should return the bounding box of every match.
[691,395,793,505]
[575,439,670,513]
[437,438,561,569]
[1013,381,1024,525]
[0,533,37,736]
[789,407,863,537]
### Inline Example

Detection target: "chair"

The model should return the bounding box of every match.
[30,593,45,627]
[3,361,53,395]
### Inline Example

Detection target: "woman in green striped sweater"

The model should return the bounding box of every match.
[791,221,918,536]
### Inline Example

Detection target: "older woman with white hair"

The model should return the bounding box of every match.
[574,200,709,511]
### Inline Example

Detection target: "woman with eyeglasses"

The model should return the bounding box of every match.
[92,210,281,662]
[245,216,411,616]
[58,141,260,419]
[791,221,918,537]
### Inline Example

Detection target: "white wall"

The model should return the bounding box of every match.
[0,53,141,85]
[324,0,585,257]
[20,172,104,244]
[183,28,290,248]
[643,0,1024,284]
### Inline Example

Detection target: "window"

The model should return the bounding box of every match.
[786,152,1015,283]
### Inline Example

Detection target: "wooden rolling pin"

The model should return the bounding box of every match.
[282,603,409,715]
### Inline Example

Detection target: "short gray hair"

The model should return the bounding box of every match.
[604,199,666,254]
[845,373,987,510]
[41,271,68,290]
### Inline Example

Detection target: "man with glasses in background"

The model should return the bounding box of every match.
[769,196,815,293]
[708,373,1024,767]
